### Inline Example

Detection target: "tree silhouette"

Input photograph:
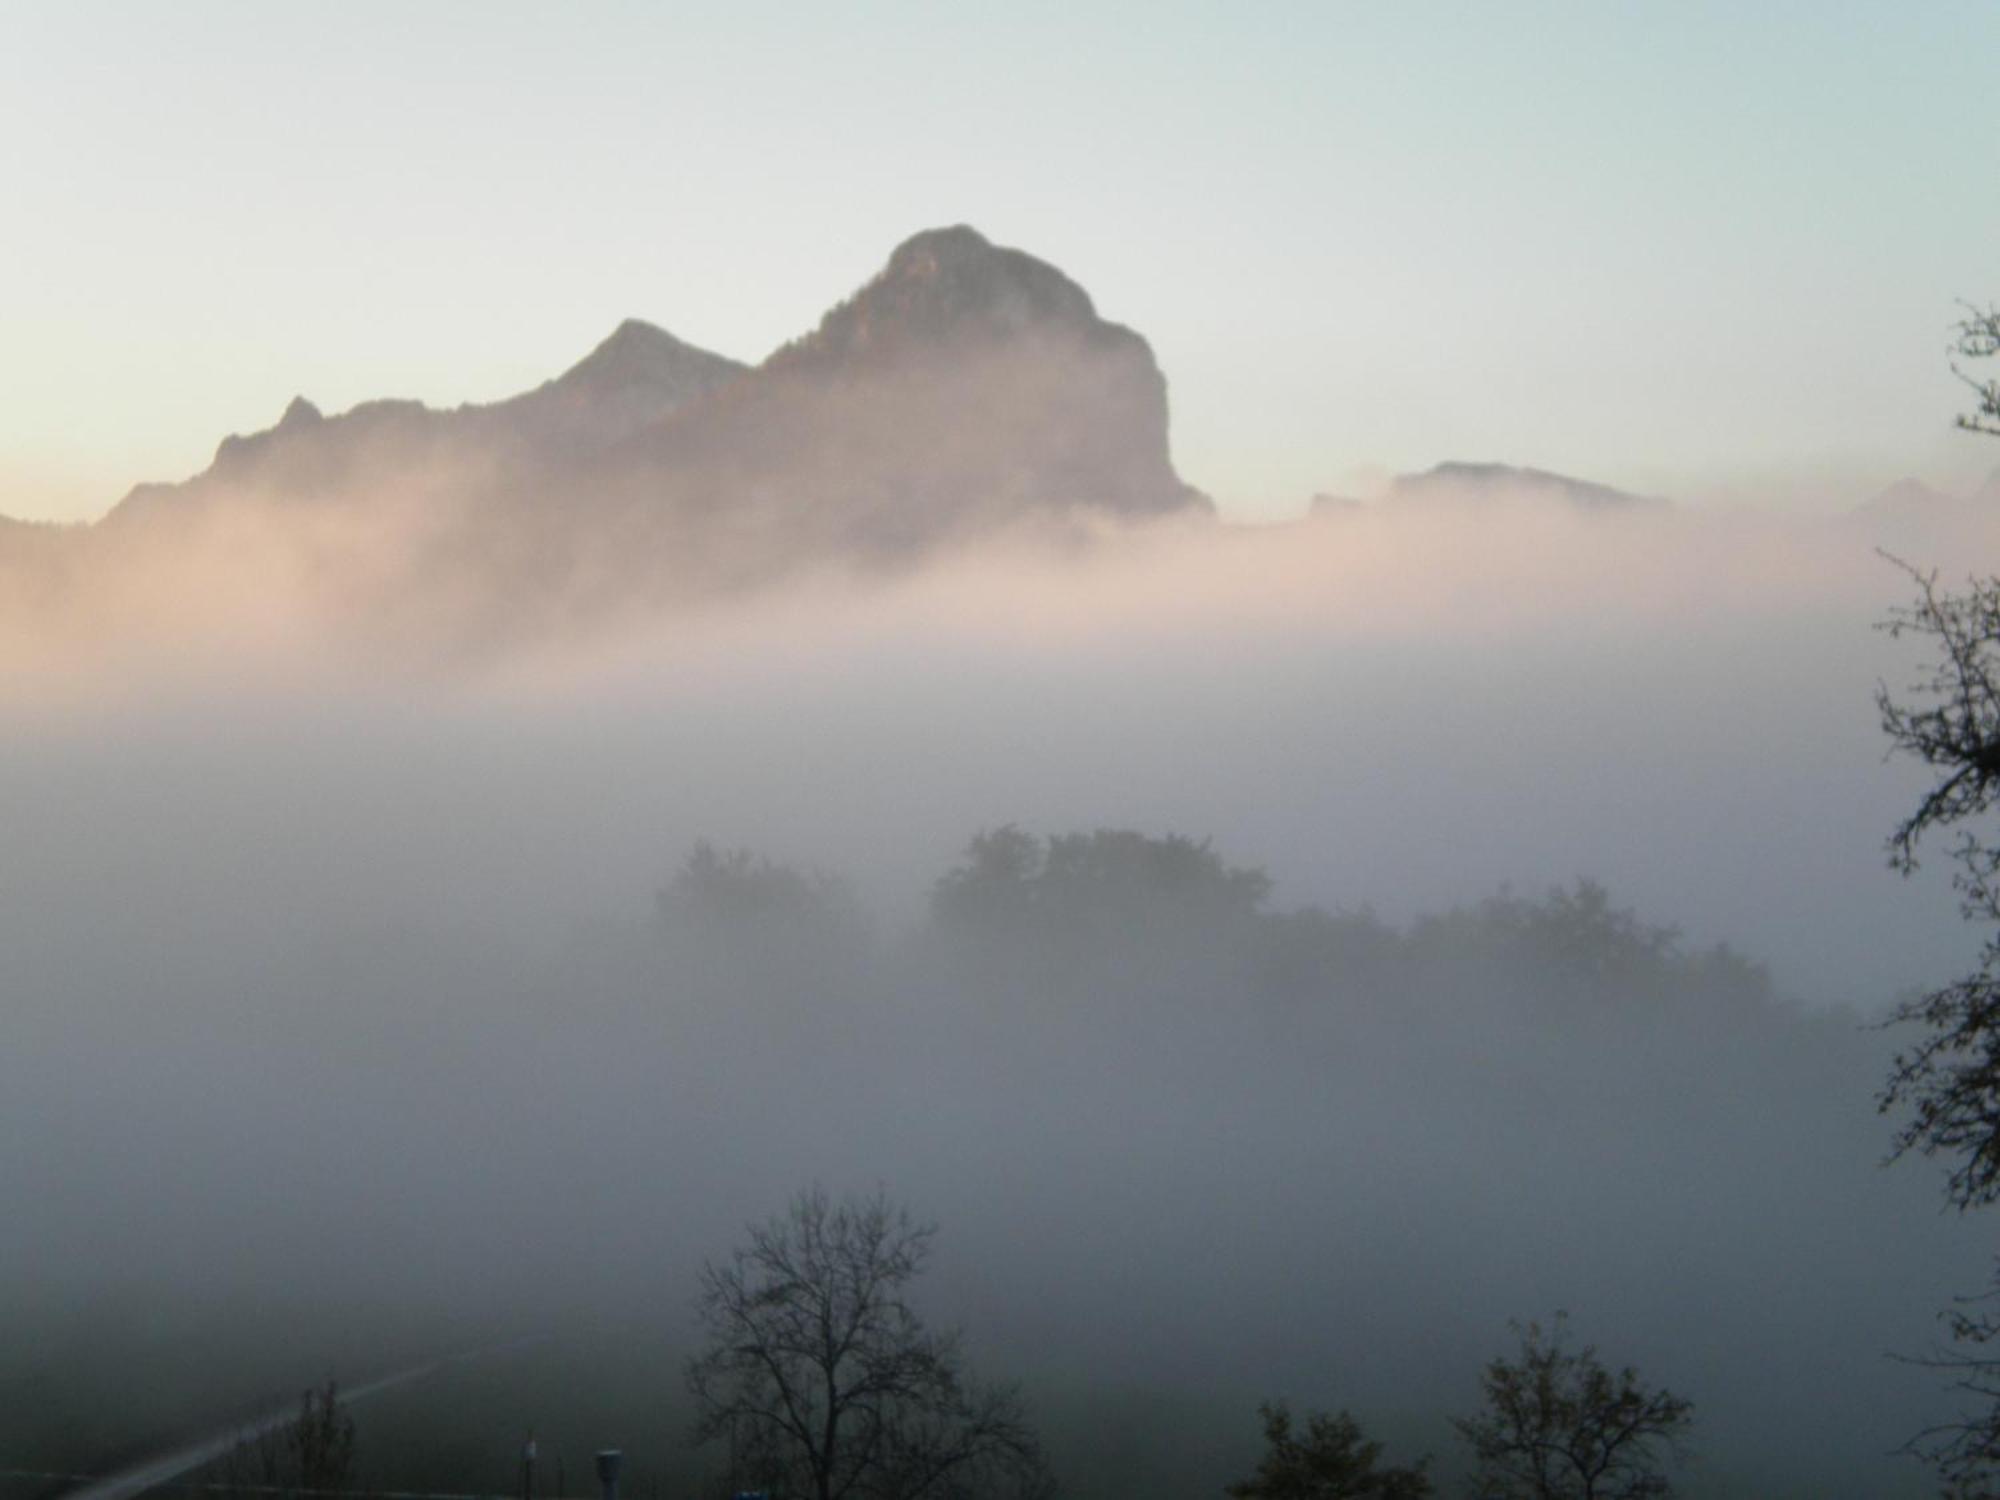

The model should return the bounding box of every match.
[1873,317,2000,1487]
[1453,1316,1691,1500]
[686,1187,1051,1500]
[1952,302,2000,437]
[286,1382,356,1496]
[1226,1402,1431,1500]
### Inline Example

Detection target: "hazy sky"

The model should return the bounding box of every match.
[3,1,1997,523]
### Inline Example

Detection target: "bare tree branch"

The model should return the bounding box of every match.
[1452,1316,1691,1500]
[687,1187,1053,1500]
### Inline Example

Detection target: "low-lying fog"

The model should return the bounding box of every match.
[5,491,1997,1496]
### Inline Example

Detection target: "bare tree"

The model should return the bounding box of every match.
[287,1381,357,1496]
[1864,294,2000,1494]
[1952,302,2000,438]
[205,1381,356,1499]
[1877,561,2000,1209]
[1873,559,2000,1493]
[686,1187,1052,1500]
[1452,1316,1691,1500]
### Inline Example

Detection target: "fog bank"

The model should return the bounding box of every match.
[4,488,1997,1496]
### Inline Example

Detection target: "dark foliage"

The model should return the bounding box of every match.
[1403,880,1772,1024]
[932,826,1270,945]
[662,840,862,935]
[926,830,1777,1030]
[1225,1402,1431,1500]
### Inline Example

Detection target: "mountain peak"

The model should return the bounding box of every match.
[881,223,998,276]
[1858,476,1953,515]
[555,318,739,396]
[280,395,323,427]
[786,226,1106,367]
[890,222,988,249]
[881,223,1097,323]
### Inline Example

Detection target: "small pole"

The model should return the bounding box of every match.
[593,1450,623,1500]
[522,1433,537,1500]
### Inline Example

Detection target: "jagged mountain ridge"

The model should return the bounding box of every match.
[103,226,1203,565]
[110,317,750,526]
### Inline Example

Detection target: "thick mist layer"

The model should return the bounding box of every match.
[4,483,1999,1495]
[9,489,1988,1001]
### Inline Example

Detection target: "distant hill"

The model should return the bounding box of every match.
[1855,476,1959,522]
[1304,464,1666,520]
[1306,493,1366,518]
[1383,462,1667,511]
[1847,469,2000,550]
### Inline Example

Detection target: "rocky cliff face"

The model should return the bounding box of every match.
[784,225,1131,366]
[613,226,1206,567]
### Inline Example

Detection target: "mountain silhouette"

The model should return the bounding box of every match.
[1856,476,1957,519]
[1383,462,1666,511]
[598,225,1205,568]
[33,227,1210,650]
[1848,469,2000,552]
[100,227,1202,584]
[109,316,747,527]
[1977,466,2000,508]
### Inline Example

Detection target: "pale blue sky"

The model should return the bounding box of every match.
[2,1,1995,521]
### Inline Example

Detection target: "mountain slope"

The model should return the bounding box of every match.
[483,319,748,453]
[107,319,746,528]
